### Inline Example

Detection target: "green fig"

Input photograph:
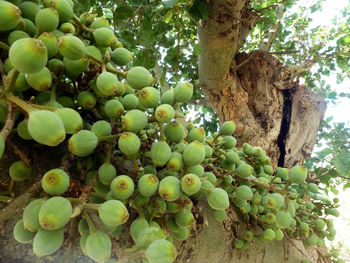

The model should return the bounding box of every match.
[89,17,109,29]
[42,168,70,195]
[145,239,177,263]
[219,121,236,135]
[138,87,160,108]
[98,163,116,185]
[183,141,205,166]
[164,121,185,143]
[263,228,275,241]
[63,57,89,79]
[126,66,154,90]
[161,89,174,105]
[275,210,291,229]
[122,109,147,132]
[111,47,133,66]
[68,130,98,157]
[151,141,171,167]
[47,58,64,74]
[25,67,52,91]
[86,45,103,61]
[55,108,83,134]
[158,176,181,201]
[7,69,30,91]
[155,104,175,123]
[39,196,72,230]
[0,1,22,32]
[188,127,205,142]
[207,188,229,210]
[289,165,308,184]
[105,99,124,119]
[138,174,159,197]
[214,210,227,222]
[8,30,30,46]
[13,219,36,244]
[174,82,193,103]
[35,8,59,33]
[130,217,149,241]
[85,231,112,262]
[118,132,140,156]
[9,160,32,181]
[234,185,253,201]
[43,0,73,22]
[9,38,48,74]
[93,27,117,47]
[19,1,40,22]
[57,35,86,60]
[38,32,58,58]
[175,209,194,227]
[167,152,184,172]
[98,200,129,226]
[59,21,75,33]
[23,198,47,232]
[120,93,139,110]
[77,91,96,110]
[222,136,236,149]
[23,18,37,37]
[56,96,74,108]
[110,175,134,200]
[33,228,64,257]
[96,72,120,97]
[135,227,166,250]
[91,120,112,137]
[181,173,201,195]
[236,163,253,177]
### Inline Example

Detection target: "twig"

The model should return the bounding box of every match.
[253,0,289,13]
[0,101,16,141]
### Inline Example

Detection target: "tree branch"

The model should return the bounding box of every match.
[287,57,319,78]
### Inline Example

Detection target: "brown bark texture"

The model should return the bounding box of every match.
[0,0,327,262]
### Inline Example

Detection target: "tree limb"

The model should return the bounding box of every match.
[287,57,319,78]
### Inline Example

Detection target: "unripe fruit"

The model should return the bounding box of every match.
[63,57,89,79]
[68,130,98,157]
[138,174,159,197]
[44,100,63,109]
[33,228,64,257]
[145,239,177,263]
[43,0,73,22]
[14,219,36,244]
[59,22,75,34]
[42,168,70,195]
[155,104,175,123]
[314,219,325,231]
[138,87,160,108]
[214,209,227,222]
[167,152,184,171]
[219,121,236,135]
[159,176,181,201]
[9,160,32,181]
[263,228,275,241]
[174,82,193,102]
[57,35,86,60]
[289,165,308,184]
[151,141,171,167]
[299,221,309,233]
[126,66,154,90]
[188,127,205,143]
[275,210,292,229]
[9,38,48,74]
[276,167,289,180]
[183,141,205,166]
[122,109,148,132]
[120,93,139,110]
[93,27,117,47]
[164,121,185,143]
[55,108,83,134]
[130,217,149,241]
[25,67,52,91]
[234,185,253,201]
[89,17,109,29]
[264,193,285,210]
[181,173,201,195]
[23,198,47,232]
[85,231,112,262]
[135,227,166,249]
[222,136,236,149]
[110,175,134,200]
[308,183,319,193]
[207,188,229,210]
[96,72,120,97]
[8,30,30,46]
[175,209,194,227]
[98,163,116,185]
[39,197,72,230]
[326,208,339,217]
[161,89,174,105]
[105,99,124,118]
[87,45,103,61]
[236,163,253,177]
[47,58,64,74]
[0,1,22,32]
[35,8,59,33]
[91,120,112,137]
[28,110,65,146]
[98,200,129,226]
[111,47,133,66]
[118,132,140,156]
[304,234,318,246]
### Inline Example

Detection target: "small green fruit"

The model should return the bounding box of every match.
[167,152,184,172]
[207,188,229,210]
[276,167,289,180]
[23,198,47,232]
[118,132,140,156]
[122,109,147,132]
[174,82,193,102]
[8,30,30,46]
[35,8,59,33]
[155,104,175,123]
[151,141,171,167]
[126,66,153,90]
[77,91,96,110]
[175,209,194,227]
[188,127,205,143]
[120,93,139,110]
[183,141,205,166]
[33,228,64,257]
[161,89,174,105]
[57,35,86,60]
[44,0,73,22]
[236,163,253,177]
[158,176,181,201]
[9,160,32,181]
[164,121,185,143]
[9,38,48,74]
[47,58,64,74]
[181,174,201,195]
[39,196,72,230]
[263,228,275,241]
[98,163,116,185]
[214,210,227,222]
[19,2,40,22]
[234,185,253,201]
[222,136,236,149]
[25,67,52,91]
[219,121,236,135]
[98,200,129,227]
[42,168,70,195]
[68,130,98,157]
[93,27,117,47]
[111,47,133,66]
[138,174,159,197]
[145,239,177,263]
[130,217,149,241]
[110,175,134,200]
[55,108,83,134]
[28,110,66,146]
[96,72,120,97]
[63,57,89,79]
[138,87,160,108]
[85,231,112,262]
[289,165,308,184]
[135,227,166,250]
[13,219,36,244]
[89,17,109,29]
[275,210,292,229]
[59,22,75,33]
[105,99,124,119]
[0,1,22,32]
[91,120,112,137]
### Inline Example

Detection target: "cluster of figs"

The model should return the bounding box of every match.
[0,0,343,263]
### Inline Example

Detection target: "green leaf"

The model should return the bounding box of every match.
[334,152,350,176]
[193,44,202,56]
[163,10,173,23]
[114,6,134,21]
[308,191,332,205]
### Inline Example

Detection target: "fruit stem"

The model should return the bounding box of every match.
[82,209,97,233]
[5,93,35,114]
[117,250,146,262]
[72,15,95,33]
[132,154,139,171]
[106,146,112,163]
[6,69,19,93]
[0,195,11,202]
[83,203,101,210]
[282,181,291,193]
[159,123,166,141]
[86,53,103,64]
[99,133,121,142]
[50,83,57,101]
[106,65,127,78]
[0,41,9,51]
